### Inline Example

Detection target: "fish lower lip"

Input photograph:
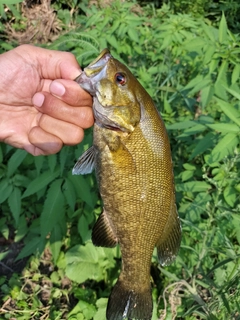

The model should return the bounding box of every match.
[96,121,123,131]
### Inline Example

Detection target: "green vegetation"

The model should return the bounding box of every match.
[0,1,240,319]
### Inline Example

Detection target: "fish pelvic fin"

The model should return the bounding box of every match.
[107,278,152,320]
[92,209,118,247]
[72,146,96,175]
[157,198,181,266]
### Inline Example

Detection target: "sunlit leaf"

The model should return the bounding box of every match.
[65,242,115,283]
[231,65,240,85]
[215,98,240,127]
[200,85,214,108]
[218,12,228,43]
[207,123,239,133]
[177,181,209,193]
[209,132,239,163]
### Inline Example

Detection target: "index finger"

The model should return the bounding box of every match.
[49,79,91,106]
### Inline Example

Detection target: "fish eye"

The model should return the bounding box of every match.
[115,73,126,86]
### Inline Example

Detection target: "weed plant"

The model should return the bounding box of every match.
[0,1,240,319]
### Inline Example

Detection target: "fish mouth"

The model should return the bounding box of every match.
[75,48,112,95]
[93,102,128,132]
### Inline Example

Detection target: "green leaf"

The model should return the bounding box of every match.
[223,86,240,101]
[200,85,214,108]
[183,163,196,171]
[176,181,209,193]
[1,0,23,4]
[189,78,211,96]
[63,177,76,211]
[22,169,60,198]
[218,12,228,43]
[232,65,240,85]
[16,236,46,260]
[8,187,21,225]
[70,175,95,208]
[14,215,28,242]
[127,28,139,42]
[40,179,65,239]
[215,98,240,127]
[78,214,91,243]
[181,170,194,182]
[7,149,27,177]
[209,132,239,163]
[223,185,236,207]
[60,146,70,175]
[167,120,196,130]
[216,60,228,84]
[0,250,10,261]
[106,35,118,50]
[201,22,216,42]
[50,224,63,264]
[203,45,216,65]
[34,156,44,175]
[0,179,13,204]
[68,300,96,319]
[65,242,115,283]
[94,298,108,320]
[207,123,239,133]
[48,154,57,173]
[178,124,206,137]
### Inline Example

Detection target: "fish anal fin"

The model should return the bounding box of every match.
[72,146,96,175]
[92,209,118,248]
[107,278,152,320]
[156,199,181,266]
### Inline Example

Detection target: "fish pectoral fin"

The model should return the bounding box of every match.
[156,199,181,266]
[92,209,118,247]
[72,146,96,175]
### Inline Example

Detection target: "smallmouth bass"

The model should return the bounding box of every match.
[73,49,181,320]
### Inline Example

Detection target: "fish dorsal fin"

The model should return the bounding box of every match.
[156,198,181,266]
[72,146,96,175]
[92,209,118,248]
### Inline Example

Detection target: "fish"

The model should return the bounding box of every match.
[73,48,181,320]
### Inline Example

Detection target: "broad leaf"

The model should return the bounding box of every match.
[207,123,239,133]
[8,187,21,225]
[65,242,115,283]
[215,98,240,127]
[16,236,46,260]
[40,179,65,239]
[177,181,209,193]
[22,169,60,198]
[7,149,27,177]
[0,179,13,204]
[50,224,63,264]
[209,132,239,163]
[218,12,228,43]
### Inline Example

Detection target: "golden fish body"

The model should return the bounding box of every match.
[73,49,181,320]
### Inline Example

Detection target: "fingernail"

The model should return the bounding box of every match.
[32,92,45,107]
[50,81,66,97]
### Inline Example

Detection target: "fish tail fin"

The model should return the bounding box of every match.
[106,278,152,320]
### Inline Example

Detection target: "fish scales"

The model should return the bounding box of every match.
[73,49,181,320]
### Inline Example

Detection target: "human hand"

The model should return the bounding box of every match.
[0,44,93,156]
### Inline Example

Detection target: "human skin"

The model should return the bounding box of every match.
[0,44,93,156]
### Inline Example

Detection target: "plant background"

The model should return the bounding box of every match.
[0,0,240,319]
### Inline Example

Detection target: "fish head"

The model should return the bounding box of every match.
[76,49,143,133]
